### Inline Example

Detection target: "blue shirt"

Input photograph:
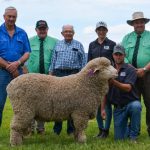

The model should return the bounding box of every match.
[109,63,139,106]
[0,23,31,62]
[49,39,86,72]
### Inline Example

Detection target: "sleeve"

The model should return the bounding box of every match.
[23,32,31,53]
[87,43,92,62]
[79,43,86,69]
[121,36,129,64]
[49,46,57,73]
[124,66,137,86]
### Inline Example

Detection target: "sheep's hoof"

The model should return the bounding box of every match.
[77,134,87,143]
[10,131,23,146]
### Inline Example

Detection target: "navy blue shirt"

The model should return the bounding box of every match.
[87,38,116,63]
[109,63,139,106]
[0,23,31,62]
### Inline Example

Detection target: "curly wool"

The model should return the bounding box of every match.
[7,57,117,146]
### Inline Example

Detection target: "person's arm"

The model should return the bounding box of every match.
[109,79,132,92]
[79,44,86,69]
[0,57,9,68]
[136,62,150,78]
[6,52,30,73]
[101,96,107,120]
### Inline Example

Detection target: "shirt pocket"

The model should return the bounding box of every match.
[16,38,24,54]
[142,41,150,55]
[0,38,8,50]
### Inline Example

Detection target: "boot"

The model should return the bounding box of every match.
[94,128,103,138]
[98,129,109,138]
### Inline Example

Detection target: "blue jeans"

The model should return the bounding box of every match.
[53,69,79,134]
[96,99,112,130]
[0,68,22,126]
[0,69,13,126]
[113,101,141,140]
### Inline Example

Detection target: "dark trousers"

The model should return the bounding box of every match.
[53,69,79,135]
[136,72,150,133]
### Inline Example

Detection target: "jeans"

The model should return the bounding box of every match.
[53,69,79,134]
[0,69,13,126]
[0,68,22,126]
[113,100,141,140]
[96,99,112,130]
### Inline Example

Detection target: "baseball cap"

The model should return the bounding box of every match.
[113,44,125,54]
[95,21,108,31]
[36,20,48,28]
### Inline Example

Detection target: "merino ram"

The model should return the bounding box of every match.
[7,57,117,146]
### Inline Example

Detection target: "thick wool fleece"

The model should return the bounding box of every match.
[7,57,117,146]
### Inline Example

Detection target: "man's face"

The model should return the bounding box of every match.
[3,9,17,27]
[96,27,108,39]
[132,19,145,34]
[113,53,125,64]
[36,27,48,39]
[61,26,74,42]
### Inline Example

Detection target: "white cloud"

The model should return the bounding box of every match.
[0,0,150,53]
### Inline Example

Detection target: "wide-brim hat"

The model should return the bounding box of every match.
[127,11,150,26]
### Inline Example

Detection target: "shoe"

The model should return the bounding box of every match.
[37,130,45,135]
[98,129,109,139]
[130,138,137,144]
[93,128,103,138]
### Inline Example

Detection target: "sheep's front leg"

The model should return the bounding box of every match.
[71,111,89,143]
[10,110,34,146]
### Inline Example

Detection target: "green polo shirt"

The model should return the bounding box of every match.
[27,35,57,74]
[122,30,150,68]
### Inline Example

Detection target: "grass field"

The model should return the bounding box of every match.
[0,99,150,150]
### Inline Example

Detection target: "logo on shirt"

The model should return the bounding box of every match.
[120,72,126,76]
[104,46,110,50]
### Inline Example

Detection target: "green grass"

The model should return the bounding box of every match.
[0,99,150,150]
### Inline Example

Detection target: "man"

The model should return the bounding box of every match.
[27,20,57,134]
[88,21,116,138]
[0,6,31,126]
[49,24,86,135]
[108,44,141,142]
[122,11,150,136]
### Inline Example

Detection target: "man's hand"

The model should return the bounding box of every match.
[101,109,106,120]
[6,61,20,73]
[136,68,145,78]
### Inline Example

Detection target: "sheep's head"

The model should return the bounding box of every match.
[86,57,117,80]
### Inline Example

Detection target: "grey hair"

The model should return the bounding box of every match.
[62,24,74,32]
[4,6,17,15]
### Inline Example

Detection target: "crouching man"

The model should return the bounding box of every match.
[102,44,141,142]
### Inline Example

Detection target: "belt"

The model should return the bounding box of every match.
[114,104,126,109]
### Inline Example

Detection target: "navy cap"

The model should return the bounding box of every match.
[36,20,48,28]
[113,44,125,54]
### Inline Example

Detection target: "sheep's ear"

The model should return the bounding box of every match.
[87,68,99,77]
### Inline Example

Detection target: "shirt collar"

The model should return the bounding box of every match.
[133,30,146,38]
[63,39,74,45]
[95,37,108,44]
[1,23,20,35]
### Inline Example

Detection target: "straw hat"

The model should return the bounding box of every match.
[127,11,149,26]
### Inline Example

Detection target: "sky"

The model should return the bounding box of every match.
[0,0,150,52]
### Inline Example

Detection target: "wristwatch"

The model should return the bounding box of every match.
[143,67,148,73]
